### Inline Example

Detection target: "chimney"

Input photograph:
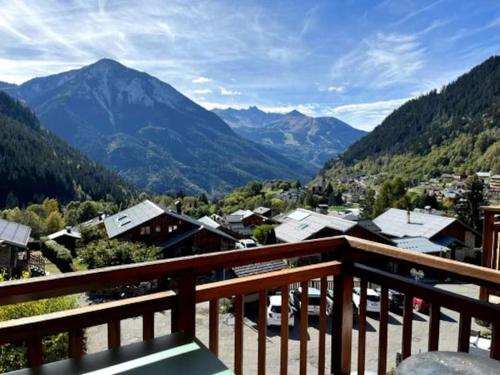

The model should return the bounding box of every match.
[175,200,182,215]
[407,209,411,224]
[65,226,72,233]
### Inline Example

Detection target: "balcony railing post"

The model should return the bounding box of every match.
[331,263,353,375]
[480,209,494,301]
[171,271,196,339]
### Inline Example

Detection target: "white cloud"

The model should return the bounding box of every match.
[219,87,241,96]
[192,76,212,84]
[331,33,425,88]
[327,97,411,131]
[327,85,345,93]
[192,88,212,94]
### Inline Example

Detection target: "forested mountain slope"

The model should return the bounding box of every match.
[323,56,500,179]
[0,91,135,207]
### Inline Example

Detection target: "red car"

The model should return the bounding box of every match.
[413,297,430,313]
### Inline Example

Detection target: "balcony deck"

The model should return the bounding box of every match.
[0,232,499,374]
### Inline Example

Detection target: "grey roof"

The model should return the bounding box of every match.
[253,206,271,215]
[48,228,82,240]
[105,200,165,239]
[275,208,357,243]
[393,237,450,254]
[0,218,31,248]
[373,208,456,239]
[232,259,285,277]
[198,216,220,229]
[157,227,202,251]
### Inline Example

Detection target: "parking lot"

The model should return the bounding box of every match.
[86,283,486,374]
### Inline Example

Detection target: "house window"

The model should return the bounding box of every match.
[173,225,178,231]
[140,226,151,235]
[156,226,161,233]
[168,225,173,233]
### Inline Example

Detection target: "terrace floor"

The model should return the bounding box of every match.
[85,283,485,374]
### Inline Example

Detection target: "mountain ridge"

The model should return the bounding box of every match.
[6,59,315,196]
[213,106,367,168]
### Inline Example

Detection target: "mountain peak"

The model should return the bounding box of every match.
[286,109,305,117]
[90,58,125,68]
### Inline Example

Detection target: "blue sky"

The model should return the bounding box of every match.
[0,0,499,130]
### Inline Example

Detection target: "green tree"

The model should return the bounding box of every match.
[252,225,276,245]
[77,201,99,223]
[373,178,407,217]
[456,175,485,231]
[45,211,65,234]
[360,188,376,219]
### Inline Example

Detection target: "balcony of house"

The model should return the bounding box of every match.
[0,216,499,374]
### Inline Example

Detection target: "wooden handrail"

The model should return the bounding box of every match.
[0,236,347,306]
[2,235,499,307]
[346,236,500,288]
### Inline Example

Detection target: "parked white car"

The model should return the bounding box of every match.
[267,295,294,327]
[352,287,381,313]
[236,239,258,249]
[290,287,333,316]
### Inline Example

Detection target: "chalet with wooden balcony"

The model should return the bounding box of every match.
[0,218,31,277]
[104,200,237,257]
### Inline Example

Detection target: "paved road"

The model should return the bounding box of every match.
[86,283,485,374]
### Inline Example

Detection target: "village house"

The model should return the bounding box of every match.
[373,208,481,262]
[47,227,82,255]
[104,200,237,258]
[253,206,272,218]
[223,209,272,238]
[0,218,33,277]
[490,174,500,195]
[275,208,391,245]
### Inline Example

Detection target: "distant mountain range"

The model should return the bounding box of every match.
[322,56,500,180]
[2,59,314,196]
[0,91,135,207]
[213,107,366,168]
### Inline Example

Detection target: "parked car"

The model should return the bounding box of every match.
[236,239,258,249]
[290,287,333,316]
[412,297,430,313]
[267,295,294,328]
[352,287,380,313]
[388,290,404,311]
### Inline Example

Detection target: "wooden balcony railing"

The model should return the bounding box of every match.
[0,235,499,375]
[481,206,500,301]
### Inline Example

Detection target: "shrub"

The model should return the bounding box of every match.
[80,240,161,269]
[41,240,73,272]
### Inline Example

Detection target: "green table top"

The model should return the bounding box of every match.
[8,332,234,375]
